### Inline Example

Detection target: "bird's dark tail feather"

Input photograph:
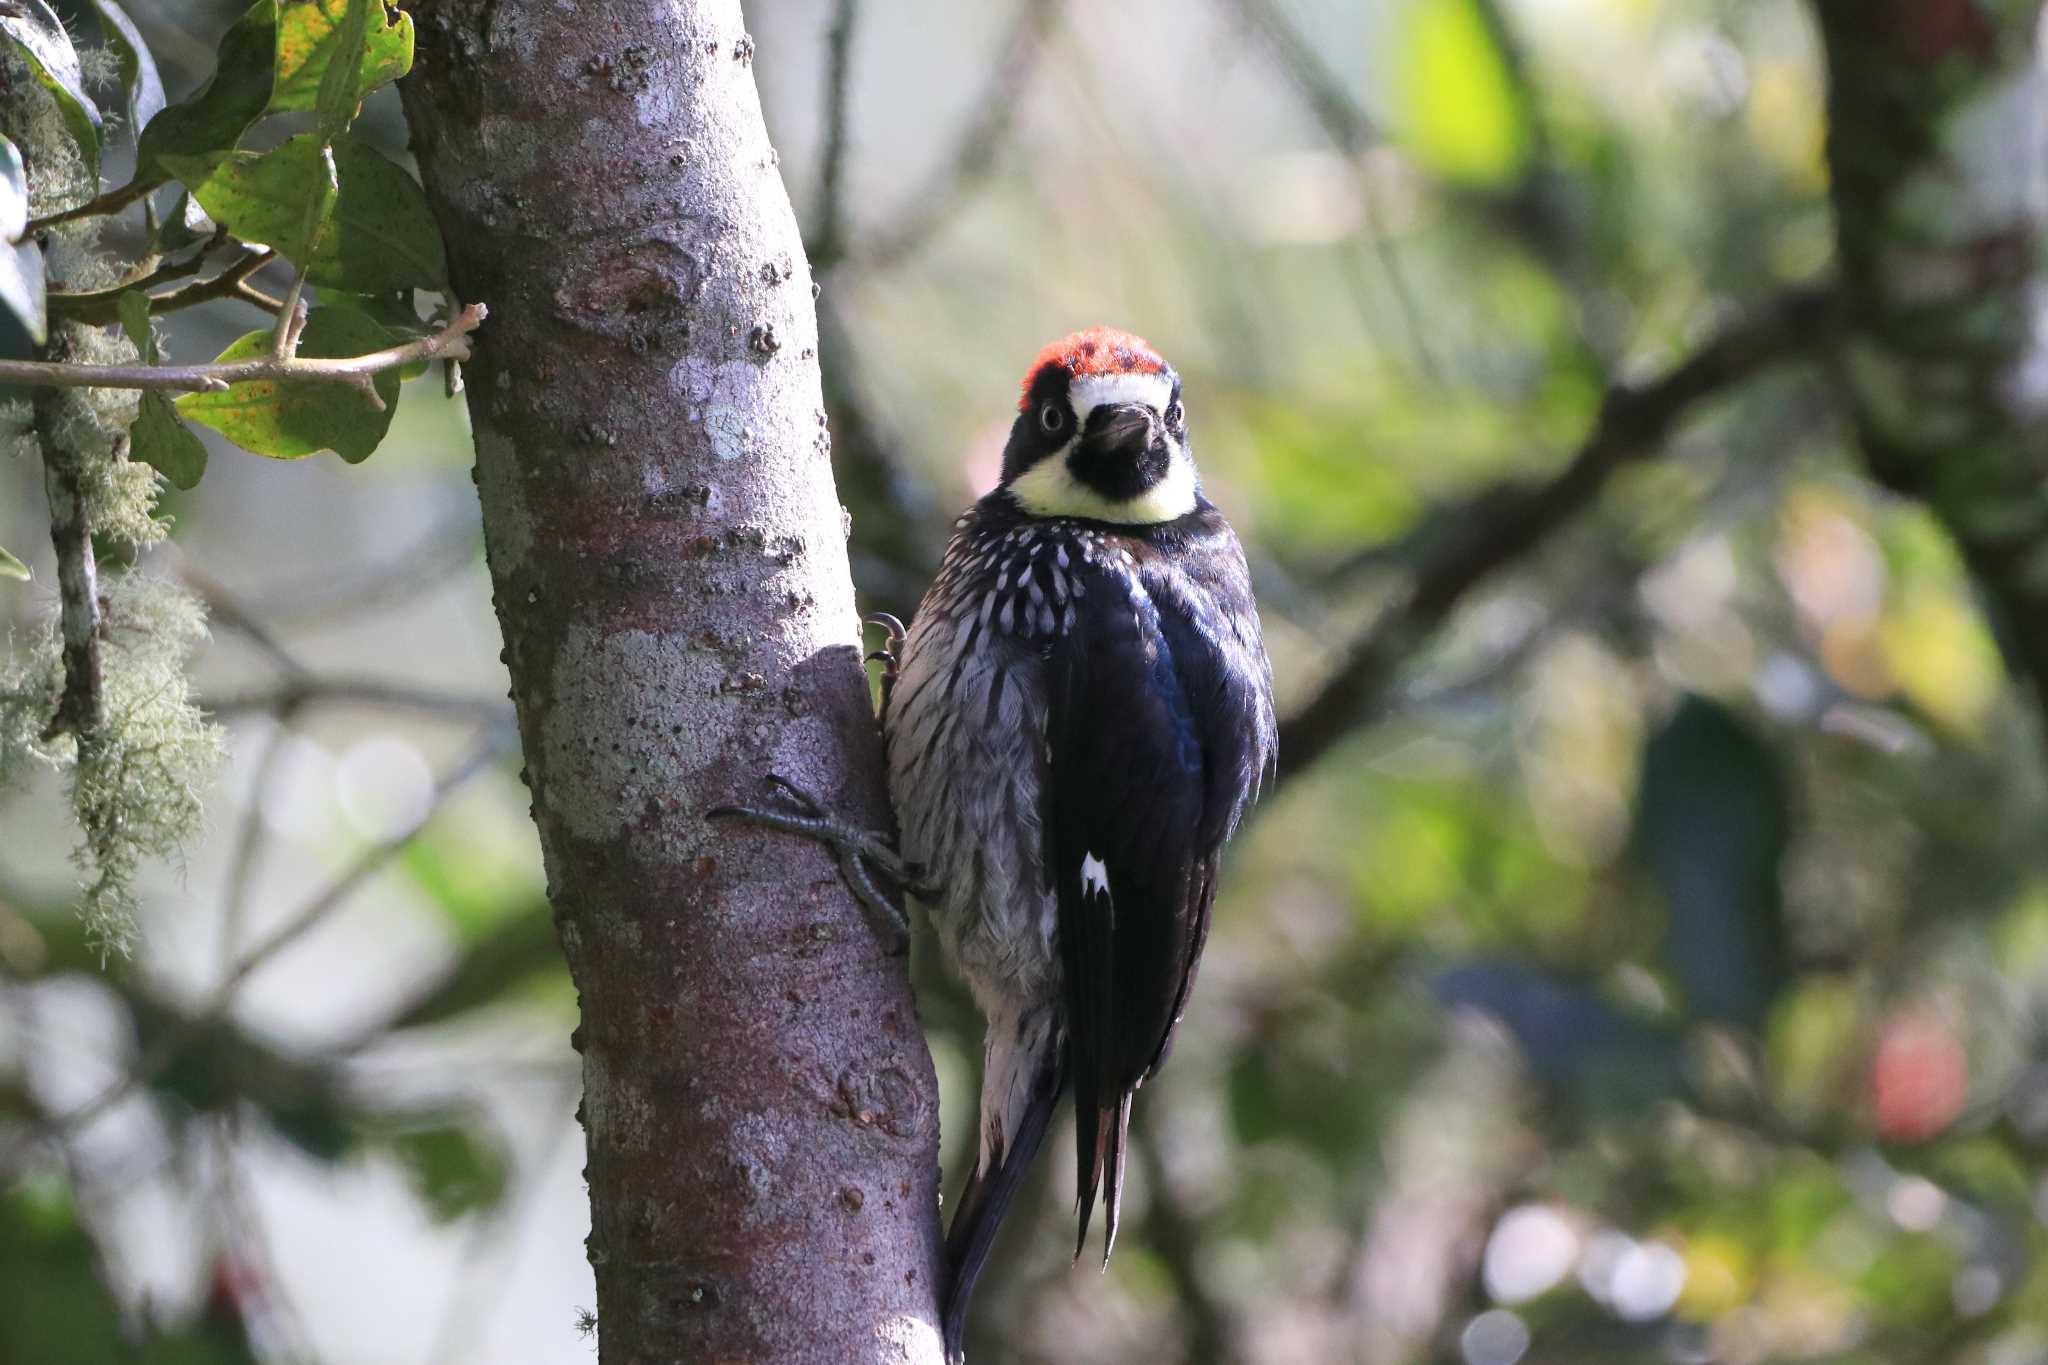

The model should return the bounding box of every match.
[943,1054,1062,1363]
[1073,1090,1134,1265]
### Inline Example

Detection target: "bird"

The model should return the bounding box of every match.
[883,326,1276,1358]
[714,325,1275,1361]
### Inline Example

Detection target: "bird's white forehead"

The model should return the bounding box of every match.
[1069,371,1173,419]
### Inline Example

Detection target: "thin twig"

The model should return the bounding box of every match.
[168,549,310,679]
[46,246,206,319]
[46,247,276,326]
[25,177,160,233]
[1274,287,1840,786]
[852,0,1059,272]
[0,302,487,399]
[201,676,512,723]
[809,0,858,272]
[0,732,513,1164]
[1224,0,1443,383]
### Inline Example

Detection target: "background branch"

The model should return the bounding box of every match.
[1277,287,1839,783]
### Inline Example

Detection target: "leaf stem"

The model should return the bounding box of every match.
[0,301,487,398]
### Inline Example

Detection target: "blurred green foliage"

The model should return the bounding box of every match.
[4,0,2048,1363]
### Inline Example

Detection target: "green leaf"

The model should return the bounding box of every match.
[131,392,209,489]
[175,306,401,461]
[154,190,213,253]
[1393,0,1528,186]
[116,285,151,358]
[118,290,209,488]
[289,140,340,266]
[87,1,167,139]
[0,1,102,173]
[271,0,414,115]
[0,545,28,580]
[382,1122,508,1222]
[172,133,447,294]
[1633,696,1792,1030]
[136,0,277,182]
[314,0,373,141]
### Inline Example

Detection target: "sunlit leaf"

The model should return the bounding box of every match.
[171,133,447,294]
[0,545,27,580]
[175,307,401,461]
[270,0,414,115]
[0,1,102,173]
[1393,0,1528,185]
[136,0,277,181]
[1633,696,1790,1029]
[87,1,167,139]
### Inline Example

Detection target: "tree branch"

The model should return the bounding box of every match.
[36,324,103,743]
[202,675,512,723]
[45,248,279,328]
[0,303,485,401]
[1277,287,1839,784]
[1810,1,2048,717]
[24,176,160,233]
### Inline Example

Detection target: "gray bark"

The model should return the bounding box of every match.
[399,4,946,1361]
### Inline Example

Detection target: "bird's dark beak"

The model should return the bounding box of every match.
[1085,402,1161,459]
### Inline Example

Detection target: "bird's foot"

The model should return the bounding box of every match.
[708,774,933,943]
[865,612,907,708]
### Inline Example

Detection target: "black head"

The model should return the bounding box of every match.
[998,327,1195,524]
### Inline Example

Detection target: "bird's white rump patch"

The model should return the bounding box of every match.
[1081,852,1110,899]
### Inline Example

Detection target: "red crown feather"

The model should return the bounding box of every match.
[1018,327,1166,410]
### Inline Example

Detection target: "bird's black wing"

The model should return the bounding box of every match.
[1044,555,1215,1263]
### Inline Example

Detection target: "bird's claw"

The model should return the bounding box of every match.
[709,773,933,947]
[865,613,908,710]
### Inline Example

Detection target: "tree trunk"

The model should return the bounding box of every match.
[1814,2,2048,702]
[399,5,946,1362]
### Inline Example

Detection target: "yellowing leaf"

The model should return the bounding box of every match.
[1393,0,1528,185]
[175,307,401,461]
[1882,585,2002,740]
[271,0,413,114]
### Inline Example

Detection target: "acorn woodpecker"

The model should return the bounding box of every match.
[715,327,1274,1361]
[887,327,1275,1357]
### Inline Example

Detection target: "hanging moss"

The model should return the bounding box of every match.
[1,575,222,957]
[0,66,220,956]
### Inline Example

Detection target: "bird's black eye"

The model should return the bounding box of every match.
[1165,400,1184,429]
[1039,402,1066,436]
